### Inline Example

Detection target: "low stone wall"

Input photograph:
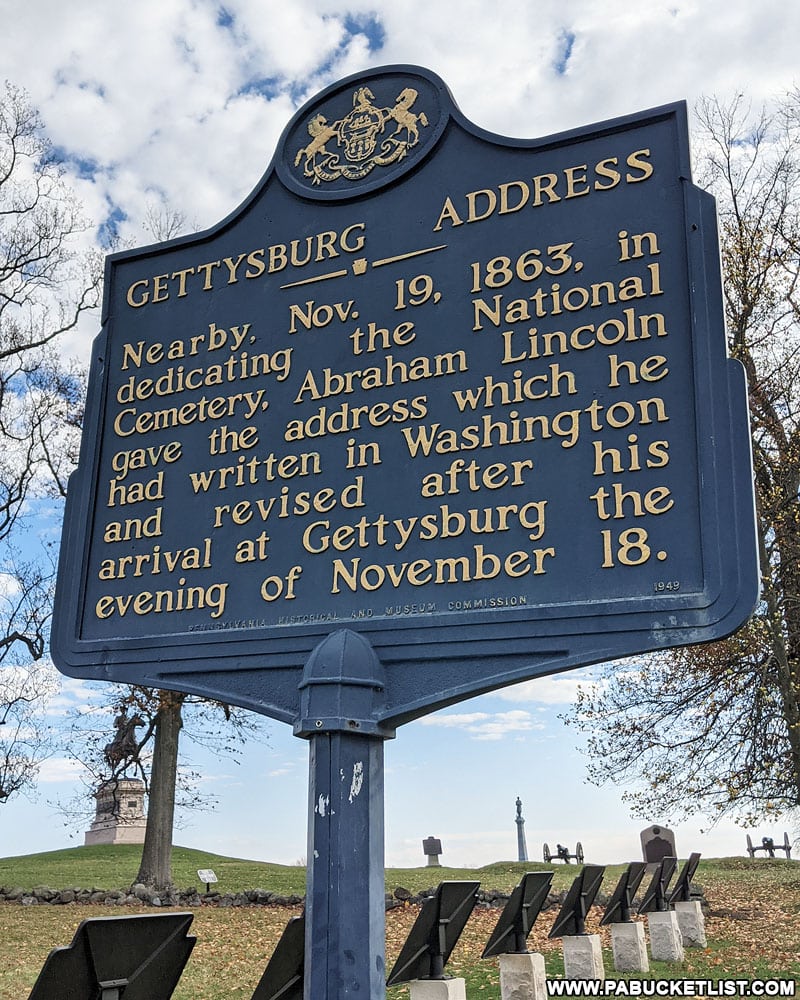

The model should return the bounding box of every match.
[0,884,304,908]
[0,885,582,910]
[0,883,706,911]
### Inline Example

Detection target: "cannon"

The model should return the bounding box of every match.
[543,841,584,864]
[746,832,792,859]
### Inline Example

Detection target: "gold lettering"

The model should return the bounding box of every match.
[330,543,556,594]
[432,196,464,231]
[123,224,368,309]
[590,483,674,520]
[564,165,590,198]
[152,274,170,303]
[433,149,655,232]
[126,279,150,308]
[626,148,654,182]
[94,581,228,619]
[594,157,621,190]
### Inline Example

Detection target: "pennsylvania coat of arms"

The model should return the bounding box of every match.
[294,85,429,185]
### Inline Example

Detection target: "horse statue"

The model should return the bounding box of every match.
[103,710,144,771]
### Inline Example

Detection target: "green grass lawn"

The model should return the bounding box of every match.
[0,843,605,896]
[0,844,304,896]
[0,847,798,999]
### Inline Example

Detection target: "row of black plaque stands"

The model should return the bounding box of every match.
[376,853,704,999]
[27,855,703,1000]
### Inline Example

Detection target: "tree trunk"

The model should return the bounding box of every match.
[135,693,184,890]
[774,519,800,803]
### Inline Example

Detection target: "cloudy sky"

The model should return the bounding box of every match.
[2,0,798,868]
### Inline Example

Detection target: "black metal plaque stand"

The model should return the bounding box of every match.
[638,857,678,914]
[548,866,606,938]
[251,915,305,1000]
[28,912,195,1000]
[482,871,554,957]
[599,862,648,926]
[386,881,481,986]
[294,630,395,1000]
[668,853,701,904]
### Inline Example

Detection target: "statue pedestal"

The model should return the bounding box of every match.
[84,778,147,846]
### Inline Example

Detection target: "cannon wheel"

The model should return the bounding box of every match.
[746,833,754,857]
[783,832,792,859]
[575,841,584,864]
[543,842,552,863]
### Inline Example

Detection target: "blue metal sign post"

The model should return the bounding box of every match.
[296,629,392,997]
[51,66,759,998]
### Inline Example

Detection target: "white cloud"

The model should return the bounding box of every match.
[418,709,542,741]
[0,662,60,705]
[0,724,38,742]
[192,772,243,786]
[45,673,99,717]
[2,0,796,292]
[419,711,490,728]
[37,757,87,783]
[495,670,601,705]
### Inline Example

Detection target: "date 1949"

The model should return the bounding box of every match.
[653,580,680,592]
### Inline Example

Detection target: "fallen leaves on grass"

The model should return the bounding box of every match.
[2,859,798,1000]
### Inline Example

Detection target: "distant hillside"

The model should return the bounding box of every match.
[0,844,625,895]
[0,844,303,895]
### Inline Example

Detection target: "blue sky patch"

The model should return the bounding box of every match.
[238,75,283,101]
[216,6,234,29]
[50,146,101,181]
[343,13,386,52]
[98,204,127,248]
[554,29,576,75]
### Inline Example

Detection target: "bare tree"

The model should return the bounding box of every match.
[0,654,58,803]
[0,81,100,799]
[141,198,188,243]
[0,81,100,591]
[0,86,263,874]
[566,92,800,826]
[63,684,262,890]
[0,80,100,501]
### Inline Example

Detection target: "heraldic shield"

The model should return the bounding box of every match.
[279,67,449,197]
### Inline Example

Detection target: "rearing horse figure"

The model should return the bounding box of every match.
[386,88,429,146]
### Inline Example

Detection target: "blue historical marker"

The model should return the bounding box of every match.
[52,65,758,999]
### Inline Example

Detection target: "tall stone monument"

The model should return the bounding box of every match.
[85,778,147,846]
[516,797,528,862]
